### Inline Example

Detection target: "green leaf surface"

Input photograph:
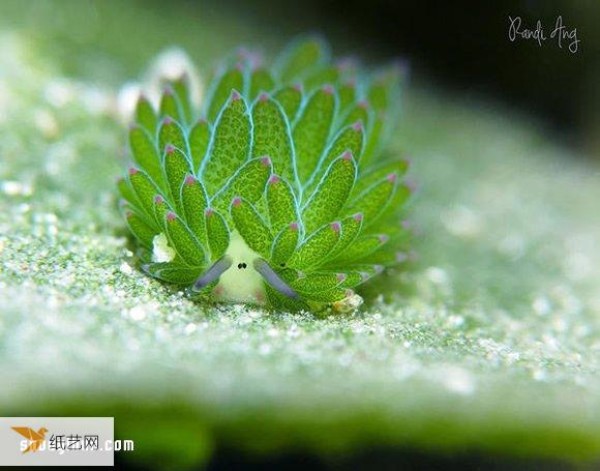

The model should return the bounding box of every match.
[324,213,363,263]
[351,159,409,198]
[291,272,346,295]
[274,85,302,122]
[143,262,202,285]
[302,154,356,234]
[134,95,158,135]
[159,88,183,123]
[211,157,272,214]
[277,36,328,82]
[202,91,251,194]
[249,67,275,100]
[128,168,164,222]
[164,145,192,210]
[129,125,164,190]
[288,221,341,270]
[188,118,210,173]
[293,86,336,183]
[164,212,207,267]
[338,80,356,114]
[117,177,137,207]
[251,94,296,186]
[158,116,188,159]
[181,175,208,246]
[348,173,397,227]
[266,175,299,232]
[123,208,156,248]
[308,121,363,189]
[270,222,299,266]
[303,66,339,91]
[205,208,230,261]
[360,112,385,167]
[206,67,245,122]
[231,197,272,257]
[172,75,193,124]
[342,101,371,129]
[367,64,403,113]
[329,234,388,265]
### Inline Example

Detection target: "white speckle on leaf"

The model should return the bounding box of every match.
[532,295,552,316]
[533,369,547,381]
[152,233,176,263]
[184,323,197,335]
[34,108,59,138]
[497,233,526,260]
[441,205,482,238]
[564,251,592,281]
[2,180,33,196]
[117,82,143,123]
[425,266,448,284]
[81,86,114,115]
[432,366,475,395]
[259,343,272,355]
[119,262,133,276]
[446,315,464,328]
[129,306,146,321]
[44,78,77,108]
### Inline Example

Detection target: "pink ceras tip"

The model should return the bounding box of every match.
[322,84,335,95]
[351,121,364,132]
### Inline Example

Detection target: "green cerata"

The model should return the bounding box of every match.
[117,36,411,313]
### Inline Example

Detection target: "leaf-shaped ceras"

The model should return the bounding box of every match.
[119,36,410,312]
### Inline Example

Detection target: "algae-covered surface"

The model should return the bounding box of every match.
[1,1,600,469]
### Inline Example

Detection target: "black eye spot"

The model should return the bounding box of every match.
[242,262,247,268]
[237,263,243,269]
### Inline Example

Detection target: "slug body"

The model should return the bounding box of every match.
[213,231,266,304]
[118,37,411,311]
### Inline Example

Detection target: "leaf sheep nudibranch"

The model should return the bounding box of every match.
[118,36,411,312]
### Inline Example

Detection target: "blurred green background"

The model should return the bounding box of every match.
[0,1,599,469]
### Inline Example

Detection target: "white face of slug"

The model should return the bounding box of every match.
[213,231,267,305]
